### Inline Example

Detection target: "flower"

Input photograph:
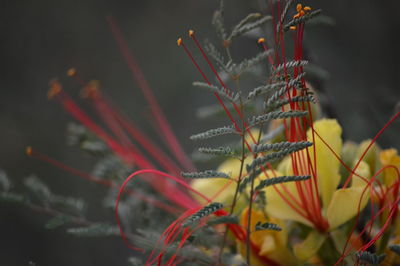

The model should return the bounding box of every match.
[264,119,375,260]
[237,208,296,265]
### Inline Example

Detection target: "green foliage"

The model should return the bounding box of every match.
[193,81,239,102]
[283,9,323,32]
[198,146,235,157]
[0,170,11,191]
[67,223,119,237]
[207,215,238,226]
[228,15,272,41]
[255,175,311,191]
[45,214,73,229]
[182,202,224,227]
[246,142,311,172]
[390,244,400,255]
[356,251,386,265]
[190,125,237,140]
[0,191,25,203]
[181,170,230,179]
[253,141,312,154]
[255,221,282,232]
[248,110,308,128]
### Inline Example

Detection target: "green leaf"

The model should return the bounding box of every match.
[255,175,311,191]
[45,214,72,229]
[207,215,238,226]
[183,202,224,227]
[67,223,119,237]
[255,221,282,231]
[0,169,11,191]
[0,191,25,203]
[181,170,230,179]
[190,125,237,141]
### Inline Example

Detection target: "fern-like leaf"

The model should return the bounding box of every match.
[198,146,235,157]
[255,221,282,231]
[232,50,274,75]
[255,175,311,191]
[207,215,239,226]
[24,175,52,202]
[247,81,286,100]
[212,1,227,41]
[283,9,323,32]
[182,202,224,227]
[390,244,400,255]
[253,141,312,154]
[181,170,230,179]
[45,214,72,229]
[356,251,386,265]
[229,15,272,40]
[265,72,306,108]
[264,94,316,112]
[193,81,239,102]
[190,126,236,141]
[271,60,308,75]
[246,144,310,172]
[67,223,119,237]
[0,169,11,191]
[0,191,25,203]
[248,110,307,128]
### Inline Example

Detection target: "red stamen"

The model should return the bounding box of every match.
[107,17,195,172]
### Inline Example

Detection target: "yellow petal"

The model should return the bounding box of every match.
[307,119,342,208]
[351,160,371,188]
[327,186,370,229]
[380,148,400,187]
[293,230,326,261]
[340,141,358,179]
[191,157,252,206]
[264,170,313,226]
[238,208,295,265]
[356,139,381,175]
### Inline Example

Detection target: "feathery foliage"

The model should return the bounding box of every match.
[182,202,224,227]
[356,251,386,265]
[255,221,282,232]
[198,146,235,157]
[190,125,236,140]
[67,224,119,237]
[283,9,323,32]
[253,141,312,154]
[181,170,230,179]
[193,81,239,102]
[248,110,308,128]
[255,175,311,191]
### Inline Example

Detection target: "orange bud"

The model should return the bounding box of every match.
[26,146,33,156]
[81,80,100,99]
[296,4,302,12]
[304,6,312,11]
[48,79,62,99]
[257,38,265,44]
[177,38,182,46]
[67,68,76,77]
[290,26,297,31]
[188,30,194,37]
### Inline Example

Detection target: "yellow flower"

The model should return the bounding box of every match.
[191,129,259,208]
[263,119,372,260]
[380,148,400,187]
[237,207,296,265]
[190,156,250,208]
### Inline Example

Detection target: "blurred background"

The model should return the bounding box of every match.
[1,1,399,265]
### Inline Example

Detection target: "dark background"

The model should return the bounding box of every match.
[1,1,399,265]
